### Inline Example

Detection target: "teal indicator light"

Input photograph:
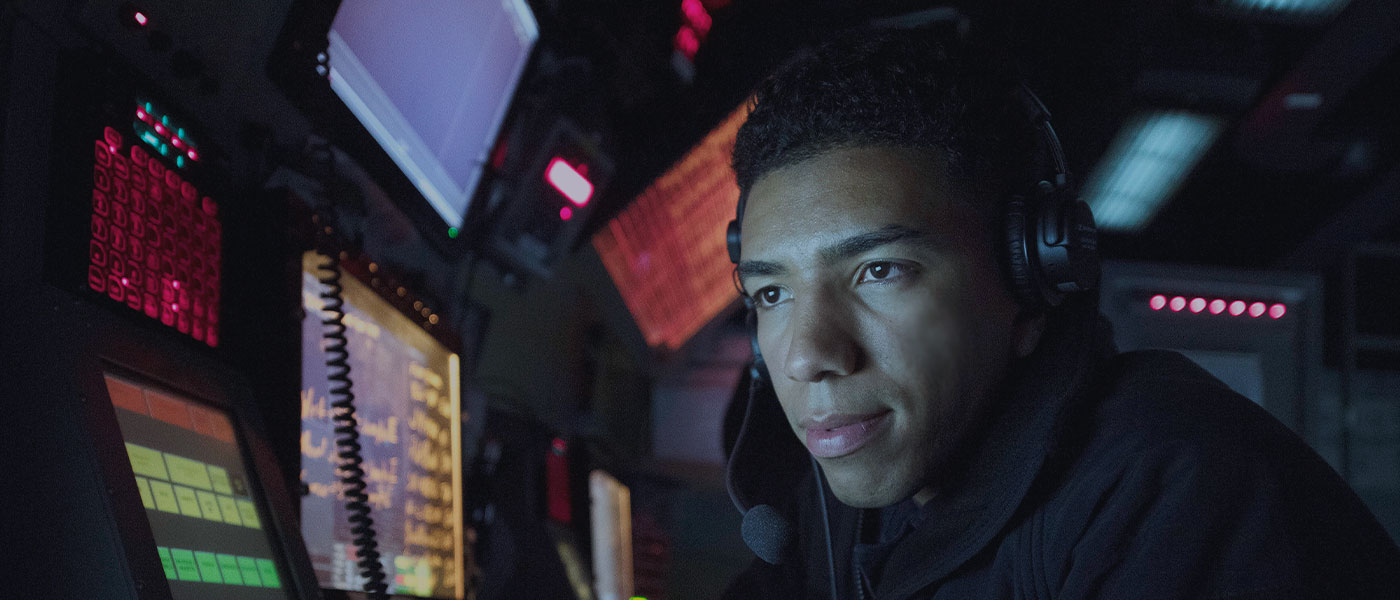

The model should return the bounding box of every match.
[176,127,186,139]
[144,102,153,114]
[159,143,170,156]
[141,130,162,148]
[161,115,170,126]
[176,156,186,168]
[447,227,459,239]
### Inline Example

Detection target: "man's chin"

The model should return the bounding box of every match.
[821,461,917,509]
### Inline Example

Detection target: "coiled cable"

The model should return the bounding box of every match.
[316,247,390,600]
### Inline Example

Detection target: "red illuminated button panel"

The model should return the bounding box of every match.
[88,125,220,347]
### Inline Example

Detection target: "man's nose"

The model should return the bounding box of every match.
[781,290,860,382]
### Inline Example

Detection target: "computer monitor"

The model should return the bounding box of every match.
[299,252,465,599]
[106,372,296,599]
[324,0,538,231]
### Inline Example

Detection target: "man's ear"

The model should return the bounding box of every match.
[1011,310,1047,358]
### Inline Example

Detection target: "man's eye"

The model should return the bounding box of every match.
[856,261,908,284]
[753,287,786,307]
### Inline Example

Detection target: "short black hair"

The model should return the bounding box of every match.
[731,28,1043,221]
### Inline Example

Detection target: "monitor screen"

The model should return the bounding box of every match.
[299,253,464,599]
[326,0,538,229]
[106,373,294,599]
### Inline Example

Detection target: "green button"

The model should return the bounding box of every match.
[217,495,242,526]
[194,551,222,583]
[126,443,169,480]
[134,477,155,509]
[156,547,176,580]
[236,499,260,529]
[208,466,233,495]
[163,453,213,491]
[170,549,201,582]
[148,480,180,514]
[173,485,203,518]
[216,554,243,585]
[255,558,281,588]
[195,490,223,522]
[237,556,261,586]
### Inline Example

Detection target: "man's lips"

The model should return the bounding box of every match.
[803,411,892,458]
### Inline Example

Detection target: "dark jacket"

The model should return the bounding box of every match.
[722,308,1400,599]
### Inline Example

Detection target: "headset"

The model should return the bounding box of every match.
[723,80,1100,597]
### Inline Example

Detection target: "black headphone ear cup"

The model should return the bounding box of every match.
[1004,198,1042,309]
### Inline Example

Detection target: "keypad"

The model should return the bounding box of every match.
[88,126,220,347]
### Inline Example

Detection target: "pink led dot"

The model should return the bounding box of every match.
[154,123,166,136]
[1189,298,1206,313]
[1149,295,1167,311]
[171,137,184,148]
[1269,303,1287,319]
[560,206,574,221]
[121,277,130,286]
[187,149,199,161]
[134,11,148,26]
[108,145,118,154]
[172,280,180,289]
[1249,302,1266,318]
[1229,300,1247,316]
[1169,296,1186,312]
[170,303,179,312]
[1209,299,1226,314]
[136,109,148,121]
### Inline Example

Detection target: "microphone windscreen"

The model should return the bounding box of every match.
[741,504,792,565]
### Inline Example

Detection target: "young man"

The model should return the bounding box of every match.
[722,29,1400,599]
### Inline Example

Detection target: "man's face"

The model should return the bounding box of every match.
[737,146,1029,508]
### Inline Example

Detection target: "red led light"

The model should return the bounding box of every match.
[154,123,166,136]
[559,206,574,221]
[675,26,700,59]
[1249,302,1266,318]
[1229,300,1246,316]
[1189,297,1206,313]
[1209,299,1226,314]
[121,277,130,286]
[546,157,594,206]
[134,11,148,26]
[171,303,179,312]
[186,149,199,161]
[1169,296,1186,312]
[1269,303,1286,319]
[136,108,149,122]
[171,137,184,149]
[1149,295,1166,310]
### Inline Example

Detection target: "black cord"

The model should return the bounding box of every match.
[812,456,839,600]
[316,247,390,600]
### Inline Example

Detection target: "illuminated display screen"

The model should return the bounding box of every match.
[592,104,748,349]
[299,253,464,599]
[327,0,537,229]
[105,373,292,599]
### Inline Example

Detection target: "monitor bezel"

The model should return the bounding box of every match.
[67,292,323,600]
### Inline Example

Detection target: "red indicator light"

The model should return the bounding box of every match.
[1269,303,1286,319]
[1249,302,1266,318]
[121,277,130,286]
[1229,300,1246,316]
[1189,297,1206,313]
[172,280,180,289]
[1209,299,1226,314]
[186,149,199,161]
[134,11,148,26]
[675,26,700,60]
[154,123,166,136]
[1149,295,1166,310]
[560,206,574,221]
[1169,296,1186,312]
[546,157,593,206]
[171,303,179,312]
[171,137,184,149]
[137,108,149,122]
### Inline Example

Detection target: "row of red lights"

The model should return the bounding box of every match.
[135,105,200,163]
[1149,295,1286,319]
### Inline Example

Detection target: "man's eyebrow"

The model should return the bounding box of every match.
[817,225,942,265]
[735,260,786,283]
